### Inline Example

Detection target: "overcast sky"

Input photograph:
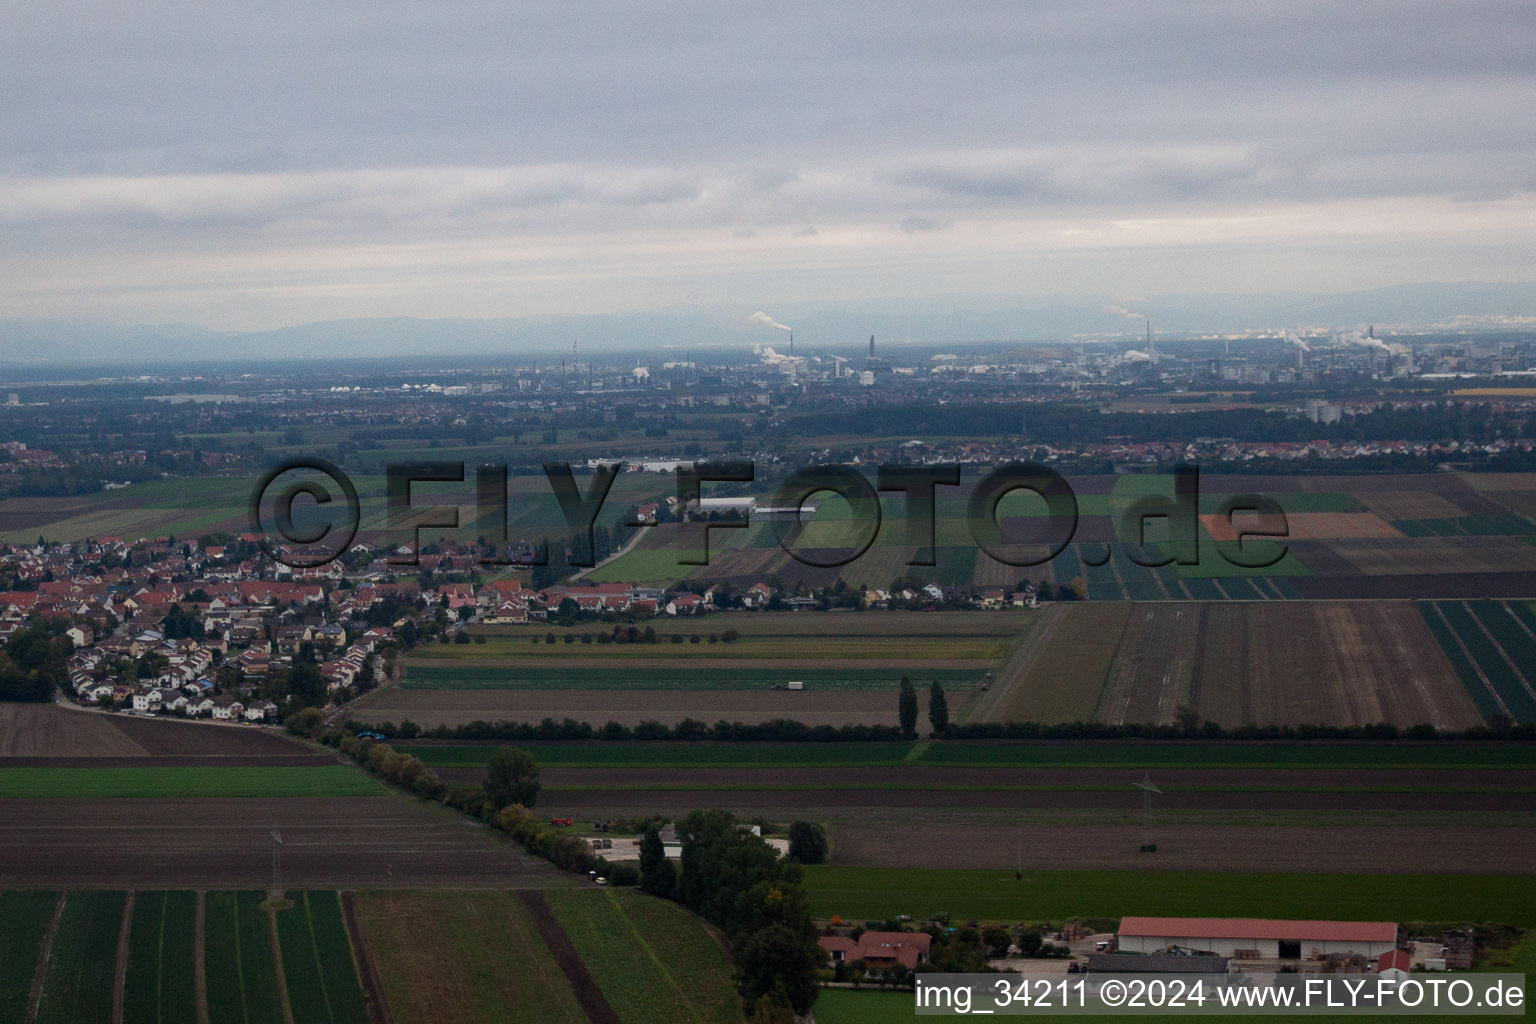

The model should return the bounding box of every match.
[2,0,1533,330]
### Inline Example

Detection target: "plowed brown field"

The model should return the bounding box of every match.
[0,704,313,758]
[354,688,901,728]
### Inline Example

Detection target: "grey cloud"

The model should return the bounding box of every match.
[898,215,948,233]
[0,0,1533,327]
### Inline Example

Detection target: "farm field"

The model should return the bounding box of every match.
[543,887,742,1024]
[274,891,371,1024]
[519,764,1536,796]
[203,891,289,1024]
[0,703,316,758]
[34,889,127,1024]
[0,797,568,888]
[804,805,1536,874]
[1420,600,1536,724]
[123,890,198,1024]
[0,891,58,1023]
[976,601,1484,730]
[0,470,672,549]
[405,662,984,691]
[0,764,387,798]
[352,687,907,729]
[802,866,1536,926]
[576,471,1536,598]
[983,603,1132,724]
[814,989,912,1024]
[352,887,743,1024]
[535,774,1536,817]
[386,611,1030,729]
[353,889,590,1024]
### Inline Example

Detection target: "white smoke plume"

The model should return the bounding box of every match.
[1337,327,1388,351]
[1284,332,1312,353]
[749,311,793,331]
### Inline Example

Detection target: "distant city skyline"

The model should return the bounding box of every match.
[2,1,1534,336]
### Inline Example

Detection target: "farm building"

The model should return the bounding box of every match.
[818,931,932,970]
[1116,917,1397,960]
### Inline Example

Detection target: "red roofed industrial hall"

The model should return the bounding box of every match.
[1117,917,1397,960]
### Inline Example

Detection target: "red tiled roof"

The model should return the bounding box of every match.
[1377,949,1412,973]
[1119,918,1396,943]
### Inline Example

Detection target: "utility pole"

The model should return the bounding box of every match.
[269,827,283,897]
[1133,772,1161,849]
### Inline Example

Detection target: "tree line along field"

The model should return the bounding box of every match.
[982,600,1510,730]
[394,738,1536,771]
[0,890,370,1024]
[352,887,742,1024]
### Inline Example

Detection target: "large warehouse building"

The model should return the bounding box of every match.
[1117,917,1397,960]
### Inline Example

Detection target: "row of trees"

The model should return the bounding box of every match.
[350,712,1536,745]
[784,400,1532,446]
[898,676,947,738]
[530,626,740,645]
[351,717,908,743]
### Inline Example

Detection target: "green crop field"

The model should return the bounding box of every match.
[804,868,1536,927]
[403,663,982,691]
[124,891,199,1024]
[915,740,1536,769]
[616,893,742,1024]
[275,892,370,1024]
[1422,601,1536,724]
[544,888,740,1024]
[354,889,589,1024]
[0,765,385,798]
[813,989,913,1024]
[35,890,127,1024]
[1169,526,1313,579]
[0,891,58,1023]
[204,891,285,1024]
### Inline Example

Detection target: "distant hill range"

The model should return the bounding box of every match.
[3,281,1534,364]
